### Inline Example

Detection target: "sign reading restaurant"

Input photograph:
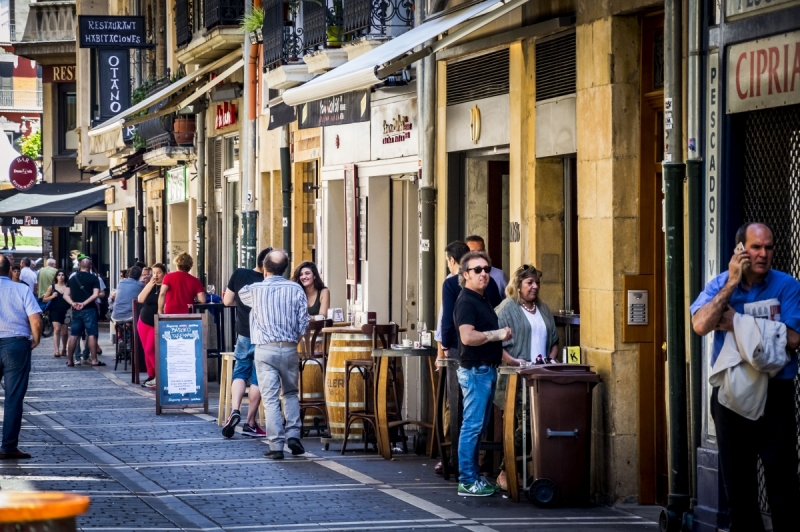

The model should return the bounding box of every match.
[78,16,148,48]
[727,30,800,114]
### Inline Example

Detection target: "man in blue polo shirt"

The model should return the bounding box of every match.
[691,222,800,532]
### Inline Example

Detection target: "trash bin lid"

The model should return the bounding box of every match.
[519,364,601,384]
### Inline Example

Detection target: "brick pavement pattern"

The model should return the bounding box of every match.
[0,331,659,531]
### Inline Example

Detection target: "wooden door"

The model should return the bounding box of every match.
[638,13,668,505]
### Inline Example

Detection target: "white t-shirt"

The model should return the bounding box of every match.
[20,267,37,292]
[523,307,548,360]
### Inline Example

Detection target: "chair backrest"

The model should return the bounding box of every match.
[301,318,332,357]
[363,323,399,349]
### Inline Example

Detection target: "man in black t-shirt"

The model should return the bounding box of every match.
[220,247,272,438]
[453,251,522,497]
[66,258,103,367]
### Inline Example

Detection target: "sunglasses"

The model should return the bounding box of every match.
[466,265,492,275]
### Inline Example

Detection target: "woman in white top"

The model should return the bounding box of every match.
[494,264,560,490]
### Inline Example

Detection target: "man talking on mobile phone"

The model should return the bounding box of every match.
[690,222,800,532]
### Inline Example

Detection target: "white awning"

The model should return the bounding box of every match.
[88,49,243,154]
[282,0,526,107]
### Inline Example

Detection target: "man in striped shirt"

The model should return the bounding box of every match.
[239,249,310,460]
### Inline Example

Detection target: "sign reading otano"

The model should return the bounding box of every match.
[727,30,800,114]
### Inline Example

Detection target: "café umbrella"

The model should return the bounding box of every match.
[0,132,23,187]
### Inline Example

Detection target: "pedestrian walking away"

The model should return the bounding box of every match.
[19,258,37,294]
[66,258,105,367]
[239,249,310,460]
[41,270,74,358]
[137,263,166,388]
[0,254,42,459]
[158,253,205,314]
[453,250,522,497]
[37,258,58,299]
[221,247,272,439]
[690,222,800,532]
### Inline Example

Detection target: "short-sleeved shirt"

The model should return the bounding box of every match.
[162,271,204,314]
[690,269,800,380]
[68,271,101,303]
[20,267,37,292]
[226,268,264,338]
[453,286,502,368]
[0,276,42,339]
[37,266,58,298]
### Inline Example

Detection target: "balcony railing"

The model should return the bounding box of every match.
[0,90,43,109]
[343,0,414,39]
[262,0,304,70]
[205,0,244,31]
[20,1,77,43]
[303,0,344,50]
[176,0,192,47]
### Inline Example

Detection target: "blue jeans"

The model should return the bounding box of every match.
[0,337,32,452]
[457,365,497,485]
[70,308,98,338]
[254,343,301,450]
[232,335,258,385]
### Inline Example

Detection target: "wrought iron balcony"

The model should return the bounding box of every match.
[205,0,245,31]
[176,0,192,47]
[303,0,344,50]
[262,0,304,70]
[0,90,43,109]
[136,77,194,150]
[343,0,414,39]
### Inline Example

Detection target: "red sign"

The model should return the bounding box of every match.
[9,156,37,191]
[215,102,237,129]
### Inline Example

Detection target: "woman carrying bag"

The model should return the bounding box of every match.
[494,264,559,491]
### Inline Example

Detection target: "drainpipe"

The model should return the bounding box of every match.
[661,0,690,530]
[135,165,145,262]
[281,124,291,277]
[196,101,207,286]
[686,0,703,518]
[241,0,261,268]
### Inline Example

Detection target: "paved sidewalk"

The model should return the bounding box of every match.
[1,328,661,531]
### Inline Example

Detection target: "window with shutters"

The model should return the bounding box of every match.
[212,138,223,189]
[0,63,12,106]
[446,49,509,106]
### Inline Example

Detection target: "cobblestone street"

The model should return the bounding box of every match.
[0,332,660,531]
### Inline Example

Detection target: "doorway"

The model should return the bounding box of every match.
[637,13,668,505]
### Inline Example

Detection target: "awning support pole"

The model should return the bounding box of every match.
[662,0,690,529]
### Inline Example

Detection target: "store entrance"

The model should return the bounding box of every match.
[446,151,510,276]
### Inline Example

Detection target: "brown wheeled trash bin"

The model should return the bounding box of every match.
[0,492,89,531]
[521,364,601,507]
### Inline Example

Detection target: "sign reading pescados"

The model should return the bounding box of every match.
[9,156,38,191]
[78,16,148,48]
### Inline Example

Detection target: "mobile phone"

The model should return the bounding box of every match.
[735,242,749,270]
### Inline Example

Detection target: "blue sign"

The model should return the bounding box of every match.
[154,315,208,414]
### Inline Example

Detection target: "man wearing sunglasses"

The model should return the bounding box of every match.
[453,251,523,496]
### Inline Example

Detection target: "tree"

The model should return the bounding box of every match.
[19,130,42,159]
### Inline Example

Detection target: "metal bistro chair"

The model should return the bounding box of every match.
[298,319,333,437]
[113,320,134,372]
[191,303,236,383]
[341,323,406,454]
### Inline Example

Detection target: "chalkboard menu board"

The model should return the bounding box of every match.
[154,314,208,414]
[344,164,359,284]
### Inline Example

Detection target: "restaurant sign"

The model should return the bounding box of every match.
[727,30,800,114]
[726,0,800,19]
[167,166,188,204]
[9,156,38,191]
[298,90,370,130]
[216,102,237,129]
[371,97,418,160]
[43,65,76,83]
[98,50,131,120]
[78,16,148,48]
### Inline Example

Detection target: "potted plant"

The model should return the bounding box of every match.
[240,7,264,43]
[173,115,196,145]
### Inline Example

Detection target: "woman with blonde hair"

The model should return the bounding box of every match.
[494,264,559,490]
[158,253,205,314]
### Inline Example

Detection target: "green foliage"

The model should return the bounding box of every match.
[240,7,264,33]
[19,130,42,159]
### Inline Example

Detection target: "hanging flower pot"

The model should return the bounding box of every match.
[173,116,196,145]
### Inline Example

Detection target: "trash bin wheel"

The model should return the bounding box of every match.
[659,508,681,532]
[526,478,560,508]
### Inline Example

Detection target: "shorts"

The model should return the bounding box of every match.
[70,308,99,338]
[231,335,258,385]
[1,226,14,235]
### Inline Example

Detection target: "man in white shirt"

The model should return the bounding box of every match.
[19,258,37,294]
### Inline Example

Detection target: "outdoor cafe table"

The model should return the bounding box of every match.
[372,346,438,460]
[434,359,528,502]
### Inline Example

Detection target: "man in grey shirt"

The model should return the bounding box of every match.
[111,266,144,323]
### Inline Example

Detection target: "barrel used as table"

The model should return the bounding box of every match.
[325,330,374,443]
[0,492,89,532]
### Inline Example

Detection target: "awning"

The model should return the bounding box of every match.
[88,49,244,154]
[281,0,526,107]
[90,151,146,184]
[0,183,109,227]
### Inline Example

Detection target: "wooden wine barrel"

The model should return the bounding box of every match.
[325,332,373,442]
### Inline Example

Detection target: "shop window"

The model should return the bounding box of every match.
[0,62,12,105]
[224,135,239,172]
[58,83,78,154]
